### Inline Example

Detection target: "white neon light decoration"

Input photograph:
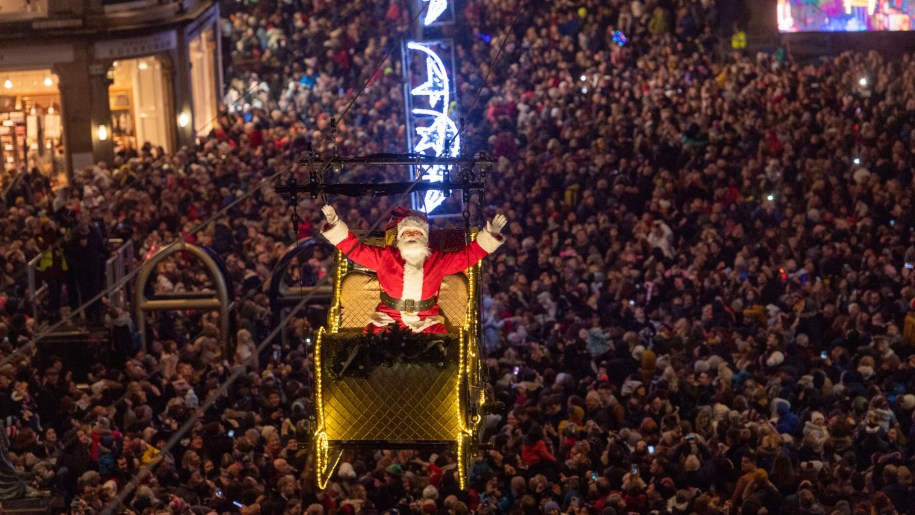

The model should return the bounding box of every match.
[407,41,459,213]
[421,0,448,26]
[410,44,449,109]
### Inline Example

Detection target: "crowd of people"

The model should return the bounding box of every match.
[2,0,915,513]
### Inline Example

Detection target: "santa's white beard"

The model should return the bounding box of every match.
[398,236,431,265]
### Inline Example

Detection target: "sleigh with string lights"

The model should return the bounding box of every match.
[277,153,496,490]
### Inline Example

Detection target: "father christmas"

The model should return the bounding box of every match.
[321,204,506,333]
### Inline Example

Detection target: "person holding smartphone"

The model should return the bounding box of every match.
[621,465,647,505]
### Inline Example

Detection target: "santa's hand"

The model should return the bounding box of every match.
[486,214,508,234]
[322,205,339,225]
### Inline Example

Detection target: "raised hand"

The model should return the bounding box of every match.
[486,213,508,234]
[322,205,339,225]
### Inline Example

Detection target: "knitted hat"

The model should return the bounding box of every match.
[385,463,404,477]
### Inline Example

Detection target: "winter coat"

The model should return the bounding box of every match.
[522,439,557,467]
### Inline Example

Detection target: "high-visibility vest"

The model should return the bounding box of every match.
[731,31,747,49]
[37,246,67,273]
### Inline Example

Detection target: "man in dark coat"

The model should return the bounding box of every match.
[36,367,63,432]
[56,428,95,501]
[64,221,107,321]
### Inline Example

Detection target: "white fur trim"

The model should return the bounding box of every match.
[402,262,425,304]
[401,313,443,333]
[369,311,396,327]
[476,230,504,253]
[397,216,429,238]
[322,220,349,245]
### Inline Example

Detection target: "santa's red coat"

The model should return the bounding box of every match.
[323,221,503,333]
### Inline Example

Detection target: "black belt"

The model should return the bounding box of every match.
[380,291,437,313]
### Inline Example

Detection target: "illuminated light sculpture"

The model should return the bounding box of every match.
[409,43,449,109]
[404,41,460,214]
[421,0,448,26]
[413,110,459,155]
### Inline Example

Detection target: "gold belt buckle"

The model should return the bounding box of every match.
[403,298,416,314]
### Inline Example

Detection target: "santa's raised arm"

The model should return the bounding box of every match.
[320,205,506,334]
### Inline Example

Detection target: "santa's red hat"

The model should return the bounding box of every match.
[388,207,429,239]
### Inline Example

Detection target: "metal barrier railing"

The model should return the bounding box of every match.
[27,238,136,323]
[106,239,135,310]
[26,253,47,322]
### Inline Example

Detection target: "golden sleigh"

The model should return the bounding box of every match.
[312,229,487,490]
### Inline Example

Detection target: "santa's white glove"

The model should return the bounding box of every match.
[322,205,339,225]
[486,214,508,234]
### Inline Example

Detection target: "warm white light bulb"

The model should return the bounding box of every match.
[178,112,190,128]
[98,124,109,141]
[3,80,11,89]
[43,77,52,87]
[859,77,867,87]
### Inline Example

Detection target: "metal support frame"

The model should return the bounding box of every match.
[299,154,489,167]
[26,254,48,322]
[134,241,231,357]
[277,153,492,200]
[268,238,335,341]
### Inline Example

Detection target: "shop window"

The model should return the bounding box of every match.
[0,0,48,18]
[0,69,64,181]
[108,56,173,155]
